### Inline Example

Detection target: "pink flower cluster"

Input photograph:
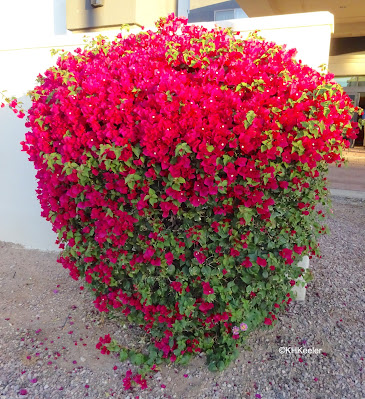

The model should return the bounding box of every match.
[123,369,147,390]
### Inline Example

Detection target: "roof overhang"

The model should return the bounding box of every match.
[235,0,365,37]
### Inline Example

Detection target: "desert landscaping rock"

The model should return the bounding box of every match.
[0,197,364,399]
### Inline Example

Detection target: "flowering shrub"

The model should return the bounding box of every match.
[19,14,362,380]
[0,92,26,118]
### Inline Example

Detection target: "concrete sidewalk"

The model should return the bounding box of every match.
[328,147,365,199]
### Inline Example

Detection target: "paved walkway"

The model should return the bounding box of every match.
[328,147,365,198]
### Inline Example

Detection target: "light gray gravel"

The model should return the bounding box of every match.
[0,197,364,399]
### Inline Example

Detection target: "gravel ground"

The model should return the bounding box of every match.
[0,197,364,399]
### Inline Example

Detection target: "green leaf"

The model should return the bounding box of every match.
[217,361,226,371]
[35,118,44,127]
[238,206,254,225]
[208,361,218,372]
[119,349,128,362]
[132,146,141,158]
[166,90,173,102]
[189,266,199,276]
[175,142,192,156]
[201,265,211,277]
[235,82,251,92]
[167,264,175,275]
[244,110,256,129]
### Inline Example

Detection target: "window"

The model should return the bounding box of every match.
[215,9,234,21]
[214,8,247,21]
[234,8,247,19]
[358,76,365,87]
[334,76,365,88]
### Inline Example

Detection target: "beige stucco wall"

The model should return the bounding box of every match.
[235,0,365,38]
[329,53,365,76]
[66,0,178,31]
[198,12,334,72]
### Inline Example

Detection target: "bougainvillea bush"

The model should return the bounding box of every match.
[19,14,362,382]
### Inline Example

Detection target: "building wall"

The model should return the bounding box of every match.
[197,12,334,72]
[329,53,365,77]
[0,1,125,251]
[66,0,178,32]
[0,7,333,250]
[328,36,365,77]
[0,0,67,48]
[0,0,67,251]
[189,0,247,22]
